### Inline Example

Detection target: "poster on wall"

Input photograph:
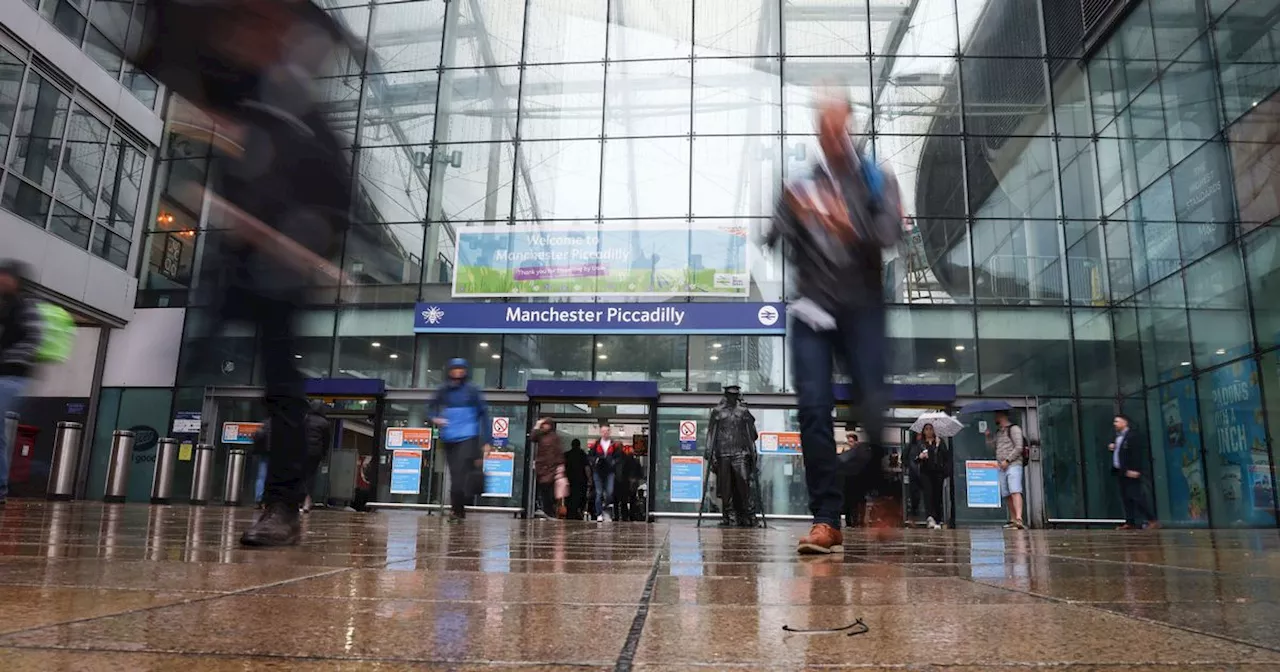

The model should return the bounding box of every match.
[389,450,424,495]
[483,451,515,498]
[221,422,262,445]
[1206,359,1275,527]
[964,460,1002,508]
[758,431,802,456]
[385,427,433,451]
[1157,378,1208,524]
[670,456,704,503]
[452,222,749,297]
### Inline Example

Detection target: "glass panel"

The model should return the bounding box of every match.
[693,57,781,135]
[882,0,957,57]
[177,307,256,386]
[0,48,23,164]
[445,0,524,68]
[1227,95,1280,233]
[1073,309,1116,397]
[1162,37,1220,165]
[123,67,158,109]
[290,311,335,379]
[976,308,1072,396]
[962,59,1049,138]
[971,219,1065,306]
[95,136,145,236]
[334,309,412,387]
[90,225,129,269]
[1078,399,1124,520]
[688,335,784,393]
[520,62,605,140]
[83,26,124,76]
[1216,0,1280,125]
[693,0,780,57]
[1258,349,1280,522]
[782,57,872,135]
[339,224,425,305]
[1057,137,1098,221]
[690,135,779,218]
[1052,61,1092,137]
[356,145,429,223]
[513,139,600,220]
[414,334,502,389]
[886,307,976,391]
[9,72,71,192]
[361,70,436,147]
[1171,140,1235,262]
[436,66,518,144]
[368,1,446,73]
[1148,380,1210,525]
[48,202,92,248]
[962,0,1043,57]
[1244,226,1280,349]
[1039,398,1084,520]
[55,105,108,215]
[887,217,973,304]
[874,57,960,136]
[604,59,692,138]
[1199,358,1276,527]
[594,334,686,390]
[609,0,693,61]
[1137,278,1193,384]
[967,137,1057,220]
[881,134,965,220]
[432,142,514,223]
[1065,220,1107,305]
[1104,220,1135,300]
[1126,86,1169,191]
[502,334,592,389]
[314,76,361,148]
[141,231,197,291]
[1113,302,1144,393]
[1186,246,1252,368]
[44,0,89,43]
[524,0,607,64]
[782,0,868,56]
[600,137,690,219]
[1,176,52,227]
[1150,0,1207,64]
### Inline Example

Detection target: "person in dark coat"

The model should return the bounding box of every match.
[1110,414,1160,529]
[564,439,589,520]
[907,423,948,529]
[531,417,564,518]
[301,400,333,513]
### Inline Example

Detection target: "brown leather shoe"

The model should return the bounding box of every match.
[1144,521,1162,530]
[797,523,844,555]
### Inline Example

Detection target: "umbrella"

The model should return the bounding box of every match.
[958,400,1013,415]
[909,412,964,438]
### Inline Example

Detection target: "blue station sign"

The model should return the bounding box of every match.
[414,302,785,335]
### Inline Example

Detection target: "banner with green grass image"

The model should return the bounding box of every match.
[452,222,750,297]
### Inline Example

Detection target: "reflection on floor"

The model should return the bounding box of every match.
[2,501,1280,670]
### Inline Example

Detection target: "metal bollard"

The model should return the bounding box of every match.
[104,430,135,503]
[189,444,216,505]
[47,421,84,500]
[222,447,248,506]
[150,437,179,504]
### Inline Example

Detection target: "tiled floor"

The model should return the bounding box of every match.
[2,502,1280,670]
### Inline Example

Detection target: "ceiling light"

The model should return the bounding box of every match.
[491,353,501,359]
[596,342,603,348]
[712,342,723,349]
[1181,361,1191,366]
[389,353,399,359]
[709,355,719,361]
[598,354,608,360]
[954,345,965,351]
[371,342,381,348]
[1216,349,1226,355]
[294,354,302,359]
[936,358,946,363]
[479,341,489,348]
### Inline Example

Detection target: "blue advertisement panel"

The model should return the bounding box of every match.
[453,222,749,297]
[1204,359,1275,527]
[483,452,515,498]
[670,456,705,503]
[1156,378,1209,524]
[414,301,784,335]
[389,450,424,495]
[965,460,1002,508]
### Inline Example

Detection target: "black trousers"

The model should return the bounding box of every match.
[536,481,557,516]
[919,470,945,522]
[1118,471,1157,526]
[445,439,482,517]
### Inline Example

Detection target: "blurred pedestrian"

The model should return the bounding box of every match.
[429,359,490,522]
[531,417,563,518]
[564,438,589,520]
[0,261,42,507]
[763,93,904,554]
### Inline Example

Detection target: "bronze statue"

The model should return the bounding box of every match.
[706,385,759,527]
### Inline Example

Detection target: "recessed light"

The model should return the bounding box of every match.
[371,342,381,348]
[479,341,489,348]
[596,342,603,348]
[598,354,608,360]
[389,353,399,359]
[712,342,723,349]
[1181,361,1191,366]
[709,355,719,361]
[1216,349,1226,355]
[294,354,302,359]
[954,345,965,351]
[936,358,946,363]
[491,353,501,359]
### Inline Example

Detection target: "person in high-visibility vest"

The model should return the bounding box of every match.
[0,261,44,507]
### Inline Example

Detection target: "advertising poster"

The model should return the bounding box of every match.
[452,222,749,297]
[759,431,802,456]
[670,456,704,503]
[1157,378,1208,524]
[1205,359,1275,526]
[483,451,515,498]
[965,460,1002,508]
[389,450,424,495]
[220,422,262,445]
[385,427,433,451]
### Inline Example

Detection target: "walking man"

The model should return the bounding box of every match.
[763,95,904,554]
[1110,414,1160,530]
[429,359,491,522]
[0,261,42,507]
[986,411,1026,530]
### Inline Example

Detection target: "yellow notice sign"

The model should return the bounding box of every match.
[178,443,194,461]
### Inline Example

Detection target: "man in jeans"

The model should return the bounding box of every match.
[429,358,490,521]
[764,97,904,554]
[0,261,43,507]
[986,411,1026,529]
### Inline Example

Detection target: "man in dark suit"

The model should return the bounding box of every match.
[1109,414,1161,530]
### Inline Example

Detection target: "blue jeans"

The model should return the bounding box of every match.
[0,376,30,501]
[593,470,614,518]
[254,457,269,503]
[790,307,887,527]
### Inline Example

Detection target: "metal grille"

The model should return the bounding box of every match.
[1081,0,1121,33]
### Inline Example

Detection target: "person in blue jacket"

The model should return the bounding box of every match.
[429,358,490,521]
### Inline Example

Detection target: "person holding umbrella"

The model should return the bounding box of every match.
[907,423,949,529]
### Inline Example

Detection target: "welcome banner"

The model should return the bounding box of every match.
[451,222,751,297]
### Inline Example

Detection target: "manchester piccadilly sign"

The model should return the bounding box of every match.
[413,302,785,335]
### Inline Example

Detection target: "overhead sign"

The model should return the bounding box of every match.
[670,456,704,503]
[389,450,424,495]
[452,222,749,297]
[491,417,509,448]
[483,451,515,498]
[414,301,785,335]
[965,460,1002,508]
[759,431,802,456]
[221,422,262,445]
[679,420,698,451]
[386,427,432,451]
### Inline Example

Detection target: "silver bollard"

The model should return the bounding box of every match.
[47,421,84,500]
[104,430,135,503]
[222,447,248,507]
[190,444,216,505]
[150,437,179,504]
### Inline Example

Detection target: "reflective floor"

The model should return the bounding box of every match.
[2,502,1280,670]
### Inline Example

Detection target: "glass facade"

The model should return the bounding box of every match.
[157,0,1280,526]
[26,0,161,108]
[0,37,153,269]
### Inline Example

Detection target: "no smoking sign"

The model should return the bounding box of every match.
[679,420,697,451]
[491,417,509,448]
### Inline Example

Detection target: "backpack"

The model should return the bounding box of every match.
[35,302,76,364]
[856,150,905,248]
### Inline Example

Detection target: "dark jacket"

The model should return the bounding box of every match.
[1114,428,1146,473]
[564,446,589,489]
[427,358,490,444]
[907,438,950,478]
[0,292,42,379]
[251,411,331,463]
[531,423,564,484]
[589,438,619,475]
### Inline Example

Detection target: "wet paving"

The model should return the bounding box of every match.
[1,502,1279,670]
